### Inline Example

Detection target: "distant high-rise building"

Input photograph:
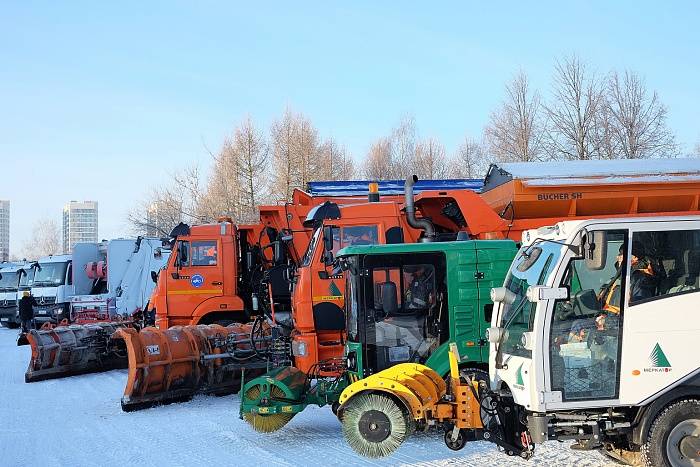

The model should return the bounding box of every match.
[0,200,9,261]
[63,201,98,253]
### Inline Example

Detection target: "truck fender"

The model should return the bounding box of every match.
[632,375,700,446]
[191,295,246,324]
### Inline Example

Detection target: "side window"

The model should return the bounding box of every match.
[342,226,378,247]
[191,241,217,266]
[550,230,626,401]
[402,264,436,311]
[331,225,380,256]
[630,229,700,304]
[176,241,190,267]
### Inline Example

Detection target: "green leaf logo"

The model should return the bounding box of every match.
[649,343,671,368]
[515,363,525,386]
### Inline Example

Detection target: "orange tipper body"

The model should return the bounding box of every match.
[475,159,700,240]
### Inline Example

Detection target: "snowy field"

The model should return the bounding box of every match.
[0,327,616,467]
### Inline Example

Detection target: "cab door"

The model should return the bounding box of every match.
[165,239,223,324]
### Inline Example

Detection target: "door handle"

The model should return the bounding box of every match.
[212,281,222,286]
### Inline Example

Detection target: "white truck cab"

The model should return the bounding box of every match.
[0,263,26,328]
[488,215,700,466]
[30,254,74,325]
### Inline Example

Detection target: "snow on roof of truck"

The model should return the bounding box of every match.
[306,179,483,197]
[483,158,700,190]
[37,254,72,263]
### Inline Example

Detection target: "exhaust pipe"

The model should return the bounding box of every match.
[405,175,435,242]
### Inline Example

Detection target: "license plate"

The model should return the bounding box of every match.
[37,310,48,315]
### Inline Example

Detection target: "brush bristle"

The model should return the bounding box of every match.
[341,394,407,458]
[243,412,295,433]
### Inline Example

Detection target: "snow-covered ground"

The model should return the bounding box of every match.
[0,327,616,466]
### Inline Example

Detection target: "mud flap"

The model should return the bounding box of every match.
[25,323,129,383]
[115,323,270,412]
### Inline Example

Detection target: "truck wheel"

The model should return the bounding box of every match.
[7,321,20,329]
[642,399,700,467]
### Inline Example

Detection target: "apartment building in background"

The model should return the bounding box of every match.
[0,200,9,261]
[63,201,98,253]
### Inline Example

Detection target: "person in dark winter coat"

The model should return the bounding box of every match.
[18,291,36,332]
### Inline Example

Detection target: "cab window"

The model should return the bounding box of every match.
[629,229,700,304]
[191,241,218,266]
[330,225,379,256]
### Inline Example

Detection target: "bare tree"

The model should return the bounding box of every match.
[270,109,325,200]
[270,109,298,201]
[545,56,604,160]
[485,71,546,162]
[363,115,418,179]
[206,117,269,223]
[363,137,393,180]
[22,218,61,258]
[450,136,491,178]
[694,141,700,157]
[605,70,677,158]
[319,137,355,179]
[128,165,206,236]
[415,137,449,178]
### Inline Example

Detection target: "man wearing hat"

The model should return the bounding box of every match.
[18,291,37,333]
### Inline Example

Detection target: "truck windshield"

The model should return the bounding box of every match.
[301,227,322,267]
[34,262,69,287]
[0,271,19,290]
[499,240,560,357]
[19,268,35,288]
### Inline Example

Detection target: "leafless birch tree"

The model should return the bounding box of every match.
[22,218,61,258]
[450,136,491,178]
[485,71,546,162]
[415,137,449,178]
[545,56,604,160]
[604,70,677,158]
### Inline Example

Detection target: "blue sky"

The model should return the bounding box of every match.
[2,1,699,256]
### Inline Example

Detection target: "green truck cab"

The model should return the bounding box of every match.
[340,240,516,381]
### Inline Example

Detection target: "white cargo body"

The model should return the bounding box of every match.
[70,237,169,321]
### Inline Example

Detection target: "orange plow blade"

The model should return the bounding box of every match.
[25,323,129,383]
[114,322,280,412]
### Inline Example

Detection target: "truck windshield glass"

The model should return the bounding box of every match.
[34,262,69,287]
[19,268,35,287]
[500,240,560,357]
[0,271,19,290]
[301,227,322,267]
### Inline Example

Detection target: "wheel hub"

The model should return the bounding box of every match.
[358,410,391,443]
[667,419,700,466]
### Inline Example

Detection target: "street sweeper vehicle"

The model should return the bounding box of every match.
[240,158,700,440]
[332,215,700,466]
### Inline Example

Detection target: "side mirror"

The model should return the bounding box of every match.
[151,271,158,284]
[323,250,334,266]
[154,247,162,258]
[381,282,398,315]
[323,225,334,253]
[583,231,607,271]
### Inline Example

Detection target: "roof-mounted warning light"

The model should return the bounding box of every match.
[368,182,380,203]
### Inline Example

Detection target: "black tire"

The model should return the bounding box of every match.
[641,399,700,467]
[7,321,20,329]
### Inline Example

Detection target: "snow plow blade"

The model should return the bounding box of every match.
[25,322,129,383]
[115,322,273,412]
